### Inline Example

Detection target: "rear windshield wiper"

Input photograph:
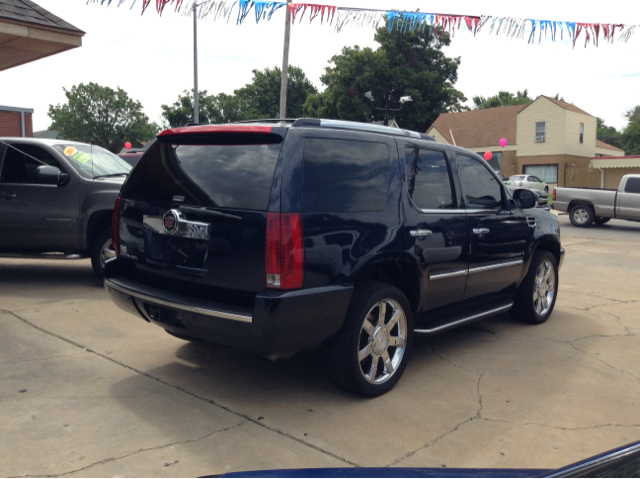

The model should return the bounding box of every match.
[179,205,241,220]
[93,173,129,179]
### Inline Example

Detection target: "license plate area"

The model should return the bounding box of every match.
[147,234,208,269]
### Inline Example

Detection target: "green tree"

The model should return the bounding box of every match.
[303,22,467,132]
[473,90,534,109]
[161,66,317,127]
[622,106,640,155]
[596,117,624,149]
[48,83,158,153]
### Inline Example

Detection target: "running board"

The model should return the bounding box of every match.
[414,301,514,336]
[0,253,86,260]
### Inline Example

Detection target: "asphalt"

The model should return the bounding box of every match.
[1,215,639,477]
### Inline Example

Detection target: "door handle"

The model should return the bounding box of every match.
[410,229,432,238]
[0,192,16,199]
[473,228,490,235]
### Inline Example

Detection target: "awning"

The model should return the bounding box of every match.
[0,0,84,71]
[592,158,640,169]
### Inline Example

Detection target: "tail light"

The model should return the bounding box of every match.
[552,188,556,202]
[266,213,304,289]
[111,197,121,258]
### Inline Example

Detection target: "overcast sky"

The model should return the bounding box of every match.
[3,0,639,133]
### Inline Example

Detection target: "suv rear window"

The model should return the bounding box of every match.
[301,138,390,213]
[122,134,282,211]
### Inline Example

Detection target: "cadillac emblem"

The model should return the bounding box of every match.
[162,209,181,235]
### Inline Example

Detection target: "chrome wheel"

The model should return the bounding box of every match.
[533,259,555,316]
[100,237,115,268]
[572,208,590,225]
[358,299,407,385]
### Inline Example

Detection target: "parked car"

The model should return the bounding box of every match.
[506,174,549,193]
[0,138,131,280]
[104,119,563,397]
[117,142,153,167]
[553,174,640,227]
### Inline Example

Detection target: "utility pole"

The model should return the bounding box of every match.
[193,1,200,124]
[279,0,292,119]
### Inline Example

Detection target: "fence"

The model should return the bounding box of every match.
[564,165,601,188]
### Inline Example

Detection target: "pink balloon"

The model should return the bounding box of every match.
[124,142,132,150]
[499,138,508,148]
[484,151,493,161]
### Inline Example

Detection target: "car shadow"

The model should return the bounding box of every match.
[0,260,103,303]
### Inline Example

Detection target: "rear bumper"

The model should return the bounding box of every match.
[104,275,353,353]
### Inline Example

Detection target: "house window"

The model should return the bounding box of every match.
[580,123,584,144]
[524,165,558,183]
[535,122,546,143]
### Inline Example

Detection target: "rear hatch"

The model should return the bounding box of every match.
[115,125,286,308]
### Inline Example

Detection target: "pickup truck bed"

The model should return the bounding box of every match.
[553,175,640,227]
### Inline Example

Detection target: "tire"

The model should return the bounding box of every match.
[569,204,594,227]
[544,186,549,193]
[325,282,414,397]
[90,228,114,281]
[510,250,558,325]
[595,217,610,225]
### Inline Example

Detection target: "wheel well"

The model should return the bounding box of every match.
[86,210,113,249]
[354,261,420,314]
[534,240,561,266]
[567,200,594,212]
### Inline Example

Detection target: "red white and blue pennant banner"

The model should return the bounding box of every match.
[87,0,638,46]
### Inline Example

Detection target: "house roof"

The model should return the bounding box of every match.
[544,96,593,117]
[596,139,624,151]
[0,0,84,33]
[427,104,527,148]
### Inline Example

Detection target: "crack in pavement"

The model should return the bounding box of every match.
[1,309,360,470]
[566,341,640,383]
[386,373,485,467]
[558,290,639,305]
[10,422,245,478]
[481,417,640,431]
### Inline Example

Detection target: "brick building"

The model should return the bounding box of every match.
[0,105,33,137]
[426,96,625,187]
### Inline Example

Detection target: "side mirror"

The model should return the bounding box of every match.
[35,165,62,185]
[513,188,538,209]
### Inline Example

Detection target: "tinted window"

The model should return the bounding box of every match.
[405,147,454,210]
[0,144,61,184]
[456,155,503,210]
[302,138,390,213]
[624,177,640,194]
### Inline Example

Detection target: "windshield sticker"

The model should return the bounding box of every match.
[72,151,92,164]
[64,146,78,156]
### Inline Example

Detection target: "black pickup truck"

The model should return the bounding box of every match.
[105,119,564,396]
[0,138,131,280]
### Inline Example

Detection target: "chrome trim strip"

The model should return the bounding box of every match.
[468,259,523,274]
[419,209,466,215]
[414,302,513,335]
[410,229,432,237]
[105,278,253,324]
[430,269,468,280]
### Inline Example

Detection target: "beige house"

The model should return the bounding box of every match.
[591,155,640,189]
[427,96,624,187]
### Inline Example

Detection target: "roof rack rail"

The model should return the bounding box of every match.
[232,118,299,124]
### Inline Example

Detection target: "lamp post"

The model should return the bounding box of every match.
[279,0,292,119]
[193,1,206,124]
[365,90,412,126]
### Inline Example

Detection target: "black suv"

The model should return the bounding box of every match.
[105,119,564,396]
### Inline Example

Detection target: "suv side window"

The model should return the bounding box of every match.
[405,147,455,210]
[624,177,640,194]
[0,144,61,184]
[455,155,503,210]
[301,138,390,213]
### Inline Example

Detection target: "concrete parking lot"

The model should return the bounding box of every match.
[2,214,640,477]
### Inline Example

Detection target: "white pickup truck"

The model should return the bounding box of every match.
[553,174,640,227]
